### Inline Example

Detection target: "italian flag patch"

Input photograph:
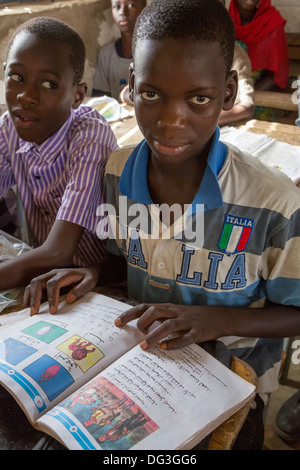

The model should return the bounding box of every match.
[218,214,254,255]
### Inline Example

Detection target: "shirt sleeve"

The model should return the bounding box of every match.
[264,208,300,307]
[0,114,16,197]
[56,112,118,233]
[233,45,255,108]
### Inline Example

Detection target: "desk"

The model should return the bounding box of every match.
[238,119,300,147]
[208,357,257,450]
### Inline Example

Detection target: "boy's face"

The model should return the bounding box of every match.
[4,31,86,145]
[130,38,237,165]
[111,0,145,33]
[237,0,260,11]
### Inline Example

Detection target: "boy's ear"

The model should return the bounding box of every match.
[72,82,88,109]
[222,70,238,111]
[128,64,135,102]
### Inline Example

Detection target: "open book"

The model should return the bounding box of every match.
[220,126,300,185]
[0,292,255,450]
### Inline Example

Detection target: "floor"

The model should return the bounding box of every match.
[263,338,300,450]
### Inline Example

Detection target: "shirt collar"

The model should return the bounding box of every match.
[16,109,74,157]
[119,126,228,212]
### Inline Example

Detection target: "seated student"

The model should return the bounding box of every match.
[228,0,289,91]
[24,0,300,449]
[92,0,146,102]
[0,17,118,291]
[218,42,255,126]
[218,0,255,126]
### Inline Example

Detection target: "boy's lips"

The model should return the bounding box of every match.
[153,139,190,156]
[119,19,130,26]
[13,109,39,128]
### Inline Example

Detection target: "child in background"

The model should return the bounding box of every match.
[218,0,255,126]
[24,0,300,449]
[228,0,289,91]
[0,17,118,292]
[92,0,146,102]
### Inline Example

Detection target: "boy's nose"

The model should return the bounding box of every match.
[17,84,39,106]
[157,102,186,131]
[120,5,128,16]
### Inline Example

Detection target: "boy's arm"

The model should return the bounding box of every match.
[0,219,84,291]
[115,302,300,351]
[23,254,127,315]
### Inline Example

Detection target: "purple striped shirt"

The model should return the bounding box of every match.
[0,106,118,266]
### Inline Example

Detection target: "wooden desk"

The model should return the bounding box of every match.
[238,119,300,147]
[208,358,257,450]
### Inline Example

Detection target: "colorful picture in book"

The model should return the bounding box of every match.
[61,376,159,450]
[0,338,37,365]
[22,321,67,344]
[56,335,104,373]
[23,354,74,402]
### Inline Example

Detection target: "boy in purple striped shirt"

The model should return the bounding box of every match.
[0,17,118,292]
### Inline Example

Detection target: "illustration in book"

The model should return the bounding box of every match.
[57,376,159,450]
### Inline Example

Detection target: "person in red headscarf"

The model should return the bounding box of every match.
[229,0,289,90]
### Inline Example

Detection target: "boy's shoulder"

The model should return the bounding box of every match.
[69,105,111,134]
[0,111,17,141]
[0,110,13,127]
[98,40,117,58]
[223,143,300,216]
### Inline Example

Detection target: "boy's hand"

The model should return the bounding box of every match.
[115,303,225,350]
[23,266,99,316]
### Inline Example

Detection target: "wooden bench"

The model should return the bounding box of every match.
[253,33,300,115]
[254,90,297,112]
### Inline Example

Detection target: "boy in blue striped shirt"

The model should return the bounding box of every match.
[25,0,300,449]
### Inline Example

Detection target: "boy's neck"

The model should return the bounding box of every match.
[120,32,133,58]
[147,149,208,208]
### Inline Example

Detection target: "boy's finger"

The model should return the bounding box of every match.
[24,278,45,316]
[115,303,150,327]
[65,273,97,305]
[46,272,85,313]
[137,305,176,333]
[140,320,183,350]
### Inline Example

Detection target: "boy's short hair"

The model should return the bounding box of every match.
[7,17,86,84]
[133,0,235,77]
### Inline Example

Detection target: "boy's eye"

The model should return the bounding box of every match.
[140,91,159,101]
[8,73,23,83]
[41,80,57,90]
[189,95,211,106]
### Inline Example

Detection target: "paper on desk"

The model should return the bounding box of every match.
[85,96,132,123]
[220,126,300,185]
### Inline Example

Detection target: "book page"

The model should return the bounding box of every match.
[220,126,300,184]
[0,292,142,424]
[37,343,255,450]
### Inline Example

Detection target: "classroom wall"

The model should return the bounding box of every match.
[272,0,300,33]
